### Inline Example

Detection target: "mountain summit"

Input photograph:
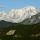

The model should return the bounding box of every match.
[0,6,40,23]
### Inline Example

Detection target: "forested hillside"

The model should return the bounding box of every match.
[0,21,40,40]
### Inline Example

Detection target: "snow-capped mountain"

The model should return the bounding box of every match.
[0,6,40,24]
[0,6,40,36]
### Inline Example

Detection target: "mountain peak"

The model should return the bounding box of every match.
[0,6,40,23]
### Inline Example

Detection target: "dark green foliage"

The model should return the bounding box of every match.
[0,22,40,40]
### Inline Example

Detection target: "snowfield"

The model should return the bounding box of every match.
[0,6,39,23]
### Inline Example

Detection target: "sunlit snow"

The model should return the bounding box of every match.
[0,6,39,23]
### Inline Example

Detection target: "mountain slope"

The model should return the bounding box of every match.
[21,12,40,25]
[0,12,40,29]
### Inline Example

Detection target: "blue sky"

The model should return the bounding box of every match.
[0,0,40,11]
